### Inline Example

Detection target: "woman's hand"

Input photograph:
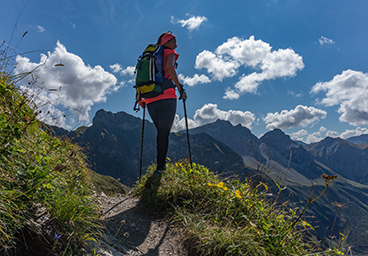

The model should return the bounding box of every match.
[179,89,187,100]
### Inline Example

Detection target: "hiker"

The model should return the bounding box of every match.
[138,32,187,174]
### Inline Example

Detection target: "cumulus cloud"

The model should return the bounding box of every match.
[171,15,208,31]
[178,73,211,86]
[195,36,304,97]
[110,63,122,73]
[305,132,325,144]
[109,65,135,87]
[171,103,255,132]
[339,127,368,139]
[290,126,337,144]
[292,126,368,143]
[195,50,240,81]
[224,88,240,100]
[14,41,118,128]
[264,105,327,130]
[121,66,135,76]
[311,69,368,126]
[171,114,198,133]
[326,130,339,138]
[110,64,135,77]
[37,25,45,33]
[319,36,335,46]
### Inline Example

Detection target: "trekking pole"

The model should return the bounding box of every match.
[139,103,146,179]
[183,99,193,169]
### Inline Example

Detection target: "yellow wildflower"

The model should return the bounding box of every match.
[235,190,242,199]
[217,182,228,191]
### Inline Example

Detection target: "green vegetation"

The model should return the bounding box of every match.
[0,63,101,254]
[134,161,342,256]
[88,169,129,197]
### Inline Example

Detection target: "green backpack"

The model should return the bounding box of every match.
[134,44,165,100]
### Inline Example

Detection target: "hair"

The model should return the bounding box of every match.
[157,31,172,44]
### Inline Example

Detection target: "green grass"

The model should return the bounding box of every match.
[88,169,130,197]
[134,160,342,256]
[0,64,102,255]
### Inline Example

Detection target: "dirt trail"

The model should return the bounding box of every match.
[95,192,189,256]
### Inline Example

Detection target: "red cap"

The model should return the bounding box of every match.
[160,33,176,45]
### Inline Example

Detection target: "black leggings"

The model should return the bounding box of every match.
[147,99,177,170]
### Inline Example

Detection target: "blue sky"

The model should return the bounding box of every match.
[2,0,368,143]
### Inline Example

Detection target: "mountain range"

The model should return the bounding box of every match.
[54,109,368,254]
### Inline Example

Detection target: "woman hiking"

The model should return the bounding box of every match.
[139,31,187,174]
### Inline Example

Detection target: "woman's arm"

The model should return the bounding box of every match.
[166,54,187,100]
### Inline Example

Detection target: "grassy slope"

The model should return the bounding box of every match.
[133,161,342,256]
[0,73,102,255]
[88,169,130,197]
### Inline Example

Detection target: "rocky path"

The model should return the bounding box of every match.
[95,192,189,256]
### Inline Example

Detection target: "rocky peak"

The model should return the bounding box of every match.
[260,128,298,149]
[93,109,144,130]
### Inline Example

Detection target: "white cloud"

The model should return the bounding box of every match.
[305,131,324,144]
[319,36,335,46]
[215,36,271,67]
[110,63,122,73]
[195,36,304,96]
[287,91,303,98]
[178,73,211,86]
[195,50,240,81]
[37,25,45,33]
[223,88,240,100]
[339,127,368,139]
[290,129,308,140]
[110,64,135,77]
[171,15,208,31]
[326,130,339,138]
[14,41,118,128]
[171,103,255,132]
[290,127,336,144]
[264,105,327,130]
[121,66,135,76]
[290,126,341,144]
[311,69,368,126]
[292,126,368,143]
[171,114,197,132]
[63,18,76,29]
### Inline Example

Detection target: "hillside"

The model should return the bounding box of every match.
[346,134,368,144]
[0,72,103,255]
[304,137,368,184]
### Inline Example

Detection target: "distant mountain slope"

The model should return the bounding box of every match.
[72,109,246,185]
[189,119,265,162]
[346,134,368,144]
[168,131,246,176]
[304,137,368,184]
[259,129,335,180]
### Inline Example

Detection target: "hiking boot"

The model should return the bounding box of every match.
[153,166,166,175]
[153,169,163,175]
